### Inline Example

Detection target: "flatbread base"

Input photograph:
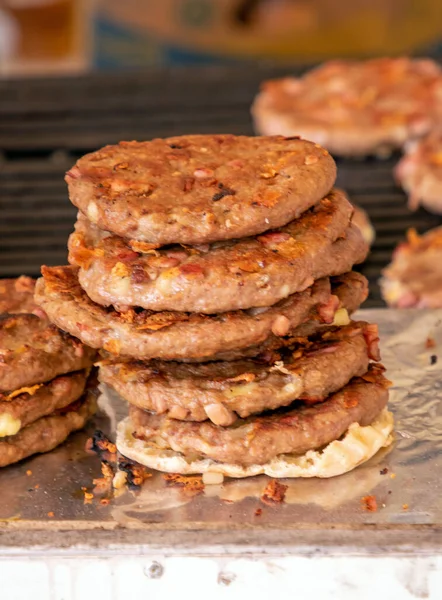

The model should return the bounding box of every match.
[117,408,394,479]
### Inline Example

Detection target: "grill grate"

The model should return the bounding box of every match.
[1,65,442,307]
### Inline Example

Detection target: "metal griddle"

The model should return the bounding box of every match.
[1,66,442,597]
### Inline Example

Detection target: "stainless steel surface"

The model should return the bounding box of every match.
[0,308,441,536]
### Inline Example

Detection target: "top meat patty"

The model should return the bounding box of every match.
[252,58,442,157]
[69,190,367,313]
[0,277,39,315]
[65,135,336,245]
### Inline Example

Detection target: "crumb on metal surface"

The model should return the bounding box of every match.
[163,473,204,493]
[361,495,378,512]
[118,459,152,489]
[380,467,388,475]
[83,491,94,504]
[425,337,436,349]
[254,508,263,517]
[261,480,288,506]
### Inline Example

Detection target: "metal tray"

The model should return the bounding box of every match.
[0,307,441,545]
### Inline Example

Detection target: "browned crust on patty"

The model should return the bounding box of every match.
[35,266,367,361]
[66,135,336,245]
[0,313,96,393]
[0,370,88,433]
[0,277,38,315]
[129,364,389,466]
[69,190,367,313]
[101,322,377,425]
[395,130,442,214]
[0,389,97,467]
[252,58,442,157]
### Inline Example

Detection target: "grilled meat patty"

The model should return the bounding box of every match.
[66,135,336,245]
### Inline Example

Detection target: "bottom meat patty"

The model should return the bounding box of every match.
[0,369,90,437]
[117,365,393,478]
[0,388,97,468]
[100,321,379,425]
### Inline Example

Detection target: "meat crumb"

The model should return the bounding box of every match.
[390,473,396,479]
[47,512,54,518]
[118,459,152,489]
[430,355,438,365]
[425,337,436,349]
[83,492,94,504]
[402,504,409,511]
[254,508,263,517]
[100,498,110,506]
[361,495,378,512]
[85,430,117,463]
[26,470,32,476]
[261,480,288,505]
[380,467,389,475]
[163,473,204,493]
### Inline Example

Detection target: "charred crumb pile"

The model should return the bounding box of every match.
[35,134,394,480]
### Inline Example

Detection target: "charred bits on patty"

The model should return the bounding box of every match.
[212,183,236,202]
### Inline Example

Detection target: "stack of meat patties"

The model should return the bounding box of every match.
[0,276,97,467]
[35,134,394,479]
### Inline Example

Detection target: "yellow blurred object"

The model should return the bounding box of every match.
[95,0,442,66]
[1,0,92,76]
[6,0,74,59]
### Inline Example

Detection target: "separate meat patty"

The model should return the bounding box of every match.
[101,321,379,426]
[0,313,96,393]
[395,130,442,214]
[0,389,97,468]
[35,266,367,361]
[69,190,367,313]
[380,226,442,308]
[128,364,389,467]
[0,276,39,315]
[252,58,442,157]
[0,370,89,437]
[66,135,336,245]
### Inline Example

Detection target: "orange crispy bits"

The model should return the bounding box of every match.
[224,372,256,384]
[103,339,121,355]
[426,337,436,349]
[261,480,288,506]
[3,384,43,402]
[129,240,160,254]
[163,473,204,493]
[111,261,131,278]
[361,495,378,512]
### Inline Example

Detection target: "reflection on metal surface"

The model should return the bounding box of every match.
[0,308,441,530]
